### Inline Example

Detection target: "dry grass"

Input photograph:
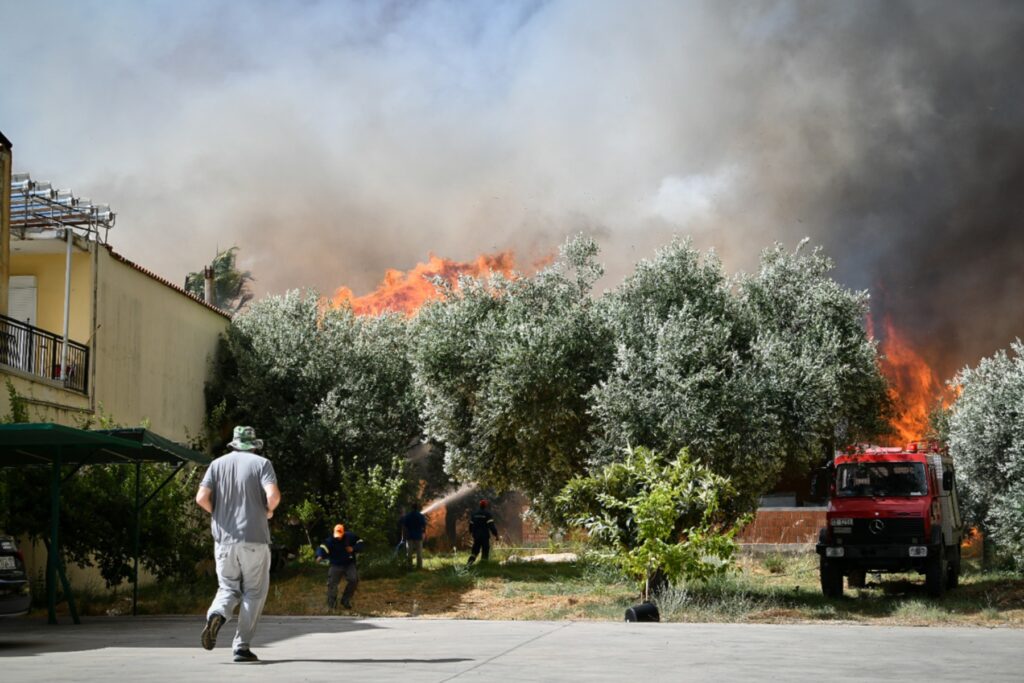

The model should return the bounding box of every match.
[57,551,1024,627]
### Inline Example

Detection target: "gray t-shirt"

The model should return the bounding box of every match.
[200,450,278,545]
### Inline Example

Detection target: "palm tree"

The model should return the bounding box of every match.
[185,247,254,314]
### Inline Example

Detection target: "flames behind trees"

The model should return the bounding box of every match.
[871,314,955,445]
[330,252,517,316]
[329,248,953,451]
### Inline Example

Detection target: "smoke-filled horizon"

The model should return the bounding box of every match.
[1,1,1021,380]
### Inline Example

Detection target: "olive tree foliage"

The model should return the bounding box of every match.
[947,340,1024,567]
[735,241,891,477]
[589,239,889,508]
[558,447,745,594]
[206,290,420,501]
[410,236,614,516]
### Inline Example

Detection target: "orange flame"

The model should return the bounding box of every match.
[870,315,953,445]
[330,252,517,316]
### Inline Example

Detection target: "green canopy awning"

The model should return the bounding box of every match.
[0,423,210,623]
[93,427,212,465]
[0,422,141,466]
[0,423,209,466]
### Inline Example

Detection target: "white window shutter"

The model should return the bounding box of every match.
[8,275,37,327]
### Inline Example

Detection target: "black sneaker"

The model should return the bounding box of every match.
[233,649,259,663]
[201,613,225,651]
[341,599,352,609]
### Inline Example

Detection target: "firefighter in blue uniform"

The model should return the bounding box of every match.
[466,500,499,566]
[316,524,364,609]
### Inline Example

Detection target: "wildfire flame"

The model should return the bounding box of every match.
[330,252,517,316]
[869,314,954,445]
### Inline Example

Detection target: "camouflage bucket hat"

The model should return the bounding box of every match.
[229,425,263,452]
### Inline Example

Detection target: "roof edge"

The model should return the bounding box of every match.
[105,245,232,319]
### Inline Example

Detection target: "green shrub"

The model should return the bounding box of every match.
[323,457,406,554]
[762,553,786,574]
[558,446,747,598]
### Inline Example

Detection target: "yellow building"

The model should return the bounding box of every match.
[1,170,229,442]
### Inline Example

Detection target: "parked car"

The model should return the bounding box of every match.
[0,535,31,616]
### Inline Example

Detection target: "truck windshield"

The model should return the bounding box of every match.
[835,462,928,497]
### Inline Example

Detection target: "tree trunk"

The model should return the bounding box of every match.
[646,568,669,599]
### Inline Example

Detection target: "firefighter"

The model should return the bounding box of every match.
[399,505,428,569]
[466,499,499,566]
[316,523,364,609]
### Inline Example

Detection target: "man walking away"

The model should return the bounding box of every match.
[400,506,428,569]
[466,499,499,566]
[196,426,280,663]
[316,524,365,609]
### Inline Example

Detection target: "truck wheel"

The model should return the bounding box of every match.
[946,544,961,590]
[820,558,844,598]
[925,544,947,597]
[847,569,866,589]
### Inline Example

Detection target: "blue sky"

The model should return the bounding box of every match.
[1,1,1022,375]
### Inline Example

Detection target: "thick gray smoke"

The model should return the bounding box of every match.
[0,1,1021,378]
[702,1,1024,380]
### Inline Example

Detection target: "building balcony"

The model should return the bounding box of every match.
[0,313,89,394]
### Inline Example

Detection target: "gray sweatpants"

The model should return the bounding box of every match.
[207,542,271,651]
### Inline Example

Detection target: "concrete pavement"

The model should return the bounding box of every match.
[1,615,1022,681]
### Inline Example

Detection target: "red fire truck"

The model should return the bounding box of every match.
[815,441,964,598]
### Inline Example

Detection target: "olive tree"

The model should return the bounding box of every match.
[410,236,614,516]
[206,290,420,501]
[736,241,891,485]
[947,340,1024,567]
[590,239,888,508]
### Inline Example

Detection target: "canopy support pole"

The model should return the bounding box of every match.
[45,455,80,625]
[54,544,79,624]
[47,454,60,624]
[132,461,141,616]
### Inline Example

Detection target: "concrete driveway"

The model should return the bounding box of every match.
[1,615,1021,681]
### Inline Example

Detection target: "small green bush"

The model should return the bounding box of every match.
[762,553,786,574]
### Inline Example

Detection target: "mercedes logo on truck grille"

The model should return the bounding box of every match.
[869,519,886,534]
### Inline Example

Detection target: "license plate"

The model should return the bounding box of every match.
[0,556,15,570]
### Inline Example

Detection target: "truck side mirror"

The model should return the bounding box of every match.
[942,471,953,491]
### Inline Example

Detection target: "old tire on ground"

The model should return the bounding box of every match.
[946,543,961,590]
[926,543,948,597]
[820,558,844,598]
[847,569,866,589]
[625,602,660,622]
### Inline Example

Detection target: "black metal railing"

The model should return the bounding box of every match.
[0,313,89,394]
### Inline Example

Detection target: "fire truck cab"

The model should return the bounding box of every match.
[815,441,964,598]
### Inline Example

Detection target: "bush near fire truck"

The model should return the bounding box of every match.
[947,340,1024,569]
[815,442,964,598]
